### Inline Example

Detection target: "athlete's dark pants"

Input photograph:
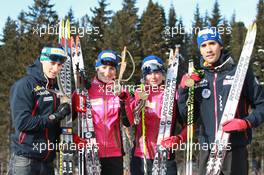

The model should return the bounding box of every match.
[100,157,123,175]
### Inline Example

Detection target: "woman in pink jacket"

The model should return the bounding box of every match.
[129,55,187,175]
[75,50,131,175]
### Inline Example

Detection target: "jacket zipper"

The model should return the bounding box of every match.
[103,90,107,157]
[53,93,57,111]
[213,73,218,137]
[153,95,160,158]
[43,94,57,160]
[43,128,51,161]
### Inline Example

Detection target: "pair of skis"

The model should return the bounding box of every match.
[205,23,257,175]
[151,48,180,175]
[58,19,74,175]
[71,36,101,175]
[58,18,101,174]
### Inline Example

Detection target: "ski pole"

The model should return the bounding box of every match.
[186,59,194,175]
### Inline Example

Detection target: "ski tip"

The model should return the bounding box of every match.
[188,59,194,74]
[175,47,179,57]
[121,46,127,60]
[169,48,173,59]
[252,22,257,30]
[249,22,257,31]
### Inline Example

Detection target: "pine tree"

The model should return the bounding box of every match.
[250,0,264,160]
[221,17,231,51]
[89,0,112,52]
[253,0,264,84]
[26,0,58,26]
[1,17,18,43]
[192,4,203,35]
[166,4,177,49]
[80,0,112,78]
[174,17,188,82]
[18,11,26,34]
[65,7,79,40]
[0,17,20,171]
[1,17,24,82]
[65,7,75,24]
[176,17,186,47]
[0,17,19,94]
[77,14,95,77]
[22,0,59,63]
[210,0,221,27]
[204,10,210,27]
[106,0,141,83]
[230,11,236,26]
[168,4,177,29]
[189,4,203,67]
[140,0,166,59]
[230,21,246,61]
[107,0,139,51]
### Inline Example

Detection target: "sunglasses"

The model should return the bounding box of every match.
[101,59,117,67]
[142,63,163,74]
[41,54,67,63]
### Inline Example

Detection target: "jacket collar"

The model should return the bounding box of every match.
[200,50,235,72]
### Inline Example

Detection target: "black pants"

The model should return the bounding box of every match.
[100,157,123,175]
[199,146,248,175]
[131,156,177,175]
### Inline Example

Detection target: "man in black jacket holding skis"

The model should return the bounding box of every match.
[163,27,264,174]
[8,44,71,175]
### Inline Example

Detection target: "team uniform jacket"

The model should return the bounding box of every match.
[178,51,264,147]
[88,77,131,158]
[126,86,181,160]
[10,59,60,162]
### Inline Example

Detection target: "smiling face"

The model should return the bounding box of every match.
[41,61,62,79]
[145,71,164,86]
[200,40,223,65]
[96,65,116,83]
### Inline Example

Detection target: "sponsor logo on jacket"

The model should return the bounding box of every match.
[34,85,50,96]
[223,75,234,85]
[195,78,208,88]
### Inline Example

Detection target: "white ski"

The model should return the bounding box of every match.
[152,47,180,175]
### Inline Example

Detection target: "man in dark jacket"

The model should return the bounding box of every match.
[164,28,264,174]
[9,44,71,175]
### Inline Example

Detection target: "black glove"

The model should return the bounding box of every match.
[119,92,128,101]
[49,103,71,122]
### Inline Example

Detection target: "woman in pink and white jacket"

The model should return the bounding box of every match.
[74,50,132,175]
[127,55,187,175]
